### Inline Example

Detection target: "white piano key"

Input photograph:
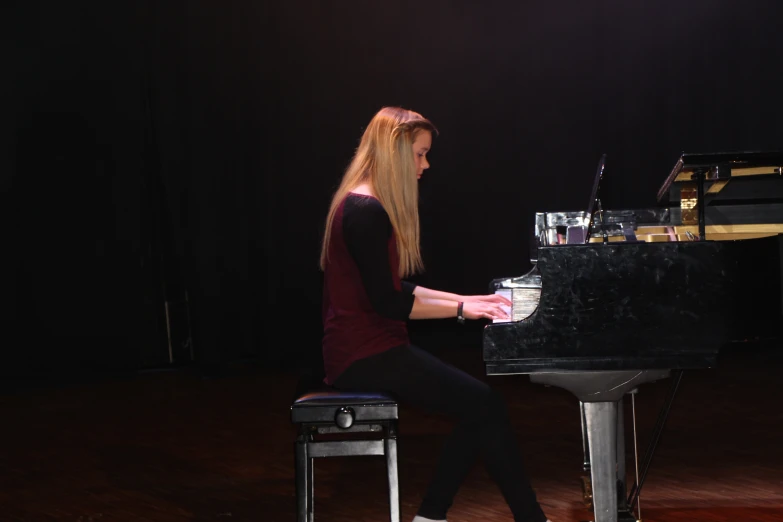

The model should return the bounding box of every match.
[494,289,513,323]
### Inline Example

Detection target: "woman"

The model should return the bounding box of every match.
[319,106,550,522]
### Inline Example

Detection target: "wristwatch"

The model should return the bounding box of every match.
[457,302,465,324]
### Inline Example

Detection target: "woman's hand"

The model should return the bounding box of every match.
[462,293,512,307]
[462,296,512,321]
[407,287,513,321]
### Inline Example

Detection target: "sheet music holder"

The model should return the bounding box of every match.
[582,153,607,243]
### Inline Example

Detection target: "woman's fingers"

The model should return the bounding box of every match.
[487,304,509,320]
[463,301,510,320]
[486,294,512,306]
[469,294,512,306]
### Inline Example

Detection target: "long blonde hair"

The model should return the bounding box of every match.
[320,106,438,278]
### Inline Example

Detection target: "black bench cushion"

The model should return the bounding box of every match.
[291,390,398,424]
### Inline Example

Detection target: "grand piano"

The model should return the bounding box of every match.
[483,151,783,522]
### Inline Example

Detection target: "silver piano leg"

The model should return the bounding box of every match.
[584,401,618,522]
[530,370,669,522]
[579,401,593,509]
[579,397,633,519]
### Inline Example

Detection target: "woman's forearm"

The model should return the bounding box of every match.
[409,296,461,320]
[410,285,462,303]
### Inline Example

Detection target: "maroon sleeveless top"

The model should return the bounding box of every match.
[321,194,416,384]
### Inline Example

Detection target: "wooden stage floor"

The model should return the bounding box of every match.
[1,344,782,522]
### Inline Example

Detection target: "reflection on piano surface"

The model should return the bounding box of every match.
[482,151,783,522]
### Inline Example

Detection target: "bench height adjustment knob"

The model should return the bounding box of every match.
[334,407,355,429]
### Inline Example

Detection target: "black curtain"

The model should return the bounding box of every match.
[5,0,782,378]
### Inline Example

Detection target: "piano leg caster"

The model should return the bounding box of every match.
[580,474,593,510]
[615,511,639,522]
[579,513,639,521]
[578,474,639,521]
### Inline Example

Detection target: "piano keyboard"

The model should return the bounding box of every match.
[493,287,541,323]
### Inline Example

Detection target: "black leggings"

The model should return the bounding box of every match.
[333,344,547,522]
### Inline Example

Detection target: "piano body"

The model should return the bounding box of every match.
[483,151,783,522]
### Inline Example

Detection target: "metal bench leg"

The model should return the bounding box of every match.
[385,425,400,522]
[295,436,313,522]
[309,448,314,522]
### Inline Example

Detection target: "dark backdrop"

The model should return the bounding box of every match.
[5,0,782,378]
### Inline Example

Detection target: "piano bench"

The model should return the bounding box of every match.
[290,390,400,522]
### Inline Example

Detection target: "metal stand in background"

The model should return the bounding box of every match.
[691,168,707,241]
[164,290,194,365]
[629,389,642,522]
[597,198,610,243]
[627,370,684,514]
[615,392,640,522]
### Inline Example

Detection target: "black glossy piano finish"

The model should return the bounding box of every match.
[484,234,783,375]
[483,150,783,522]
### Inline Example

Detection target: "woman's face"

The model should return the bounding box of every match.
[412,130,432,180]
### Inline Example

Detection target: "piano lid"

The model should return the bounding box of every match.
[657,150,783,204]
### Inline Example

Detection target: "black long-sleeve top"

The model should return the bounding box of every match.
[321,193,416,384]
